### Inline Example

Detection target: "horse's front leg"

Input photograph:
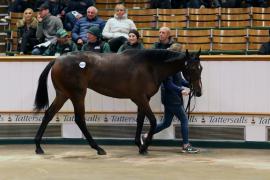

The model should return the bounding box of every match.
[135,108,145,149]
[71,95,106,155]
[135,97,157,155]
[139,111,156,155]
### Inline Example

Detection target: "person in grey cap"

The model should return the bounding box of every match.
[81,26,110,53]
[32,3,63,55]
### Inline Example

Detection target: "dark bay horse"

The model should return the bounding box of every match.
[34,49,202,155]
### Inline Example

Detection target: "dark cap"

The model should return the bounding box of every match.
[38,3,49,11]
[88,26,101,38]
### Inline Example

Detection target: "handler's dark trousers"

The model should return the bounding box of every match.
[154,105,189,145]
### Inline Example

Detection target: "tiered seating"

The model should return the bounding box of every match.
[247,29,269,54]
[188,8,219,28]
[4,5,270,55]
[220,8,250,28]
[95,0,123,9]
[157,9,187,29]
[124,0,150,9]
[212,29,247,54]
[127,9,157,29]
[98,9,115,21]
[177,29,211,54]
[5,12,23,54]
[250,7,270,27]
[0,3,9,53]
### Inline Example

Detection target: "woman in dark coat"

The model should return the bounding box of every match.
[16,8,39,54]
[117,29,144,53]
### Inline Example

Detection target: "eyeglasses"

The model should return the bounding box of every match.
[116,9,124,12]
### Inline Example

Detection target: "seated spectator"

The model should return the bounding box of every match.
[1,0,34,22]
[258,30,270,54]
[34,0,65,17]
[32,3,63,55]
[72,6,105,49]
[153,27,174,49]
[81,26,111,53]
[16,8,38,54]
[186,0,221,8]
[43,28,78,56]
[220,0,243,8]
[102,4,137,52]
[150,0,171,8]
[245,0,267,7]
[117,29,144,53]
[9,0,34,13]
[62,0,95,31]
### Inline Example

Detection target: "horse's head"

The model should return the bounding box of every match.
[183,49,203,97]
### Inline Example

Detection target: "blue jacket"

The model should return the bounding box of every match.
[72,16,105,43]
[161,72,189,105]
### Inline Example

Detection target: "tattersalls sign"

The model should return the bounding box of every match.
[0,112,269,126]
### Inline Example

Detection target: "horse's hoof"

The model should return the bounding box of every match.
[97,148,107,155]
[139,149,148,155]
[139,146,148,155]
[35,148,44,155]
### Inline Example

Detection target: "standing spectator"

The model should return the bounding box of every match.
[117,29,144,53]
[141,42,199,153]
[102,4,137,52]
[62,0,95,31]
[152,27,174,49]
[72,6,105,49]
[81,26,111,53]
[16,8,38,54]
[258,30,270,54]
[43,28,78,56]
[32,3,63,55]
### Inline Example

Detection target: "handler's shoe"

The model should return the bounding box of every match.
[182,144,199,153]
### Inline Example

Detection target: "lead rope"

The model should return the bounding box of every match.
[185,89,194,120]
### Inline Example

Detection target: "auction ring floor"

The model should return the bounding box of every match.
[0,145,269,180]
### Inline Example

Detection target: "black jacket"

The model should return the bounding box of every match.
[258,42,270,55]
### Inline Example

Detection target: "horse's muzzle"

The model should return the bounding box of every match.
[195,91,202,97]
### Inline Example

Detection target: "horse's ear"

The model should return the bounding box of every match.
[196,48,201,58]
[185,49,190,58]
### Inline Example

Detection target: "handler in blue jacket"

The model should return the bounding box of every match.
[142,43,199,153]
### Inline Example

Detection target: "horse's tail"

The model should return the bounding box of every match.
[34,60,55,112]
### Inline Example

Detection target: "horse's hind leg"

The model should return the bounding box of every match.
[70,94,106,155]
[134,108,145,149]
[35,93,67,154]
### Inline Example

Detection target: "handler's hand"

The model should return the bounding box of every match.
[181,89,189,96]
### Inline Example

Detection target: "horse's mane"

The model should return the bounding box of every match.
[121,49,186,63]
[61,49,186,65]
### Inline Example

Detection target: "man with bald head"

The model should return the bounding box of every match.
[72,6,105,48]
[153,26,174,49]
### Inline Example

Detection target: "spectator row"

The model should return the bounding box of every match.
[140,28,269,54]
[98,7,270,29]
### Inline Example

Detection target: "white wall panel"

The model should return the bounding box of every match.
[0,61,270,113]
